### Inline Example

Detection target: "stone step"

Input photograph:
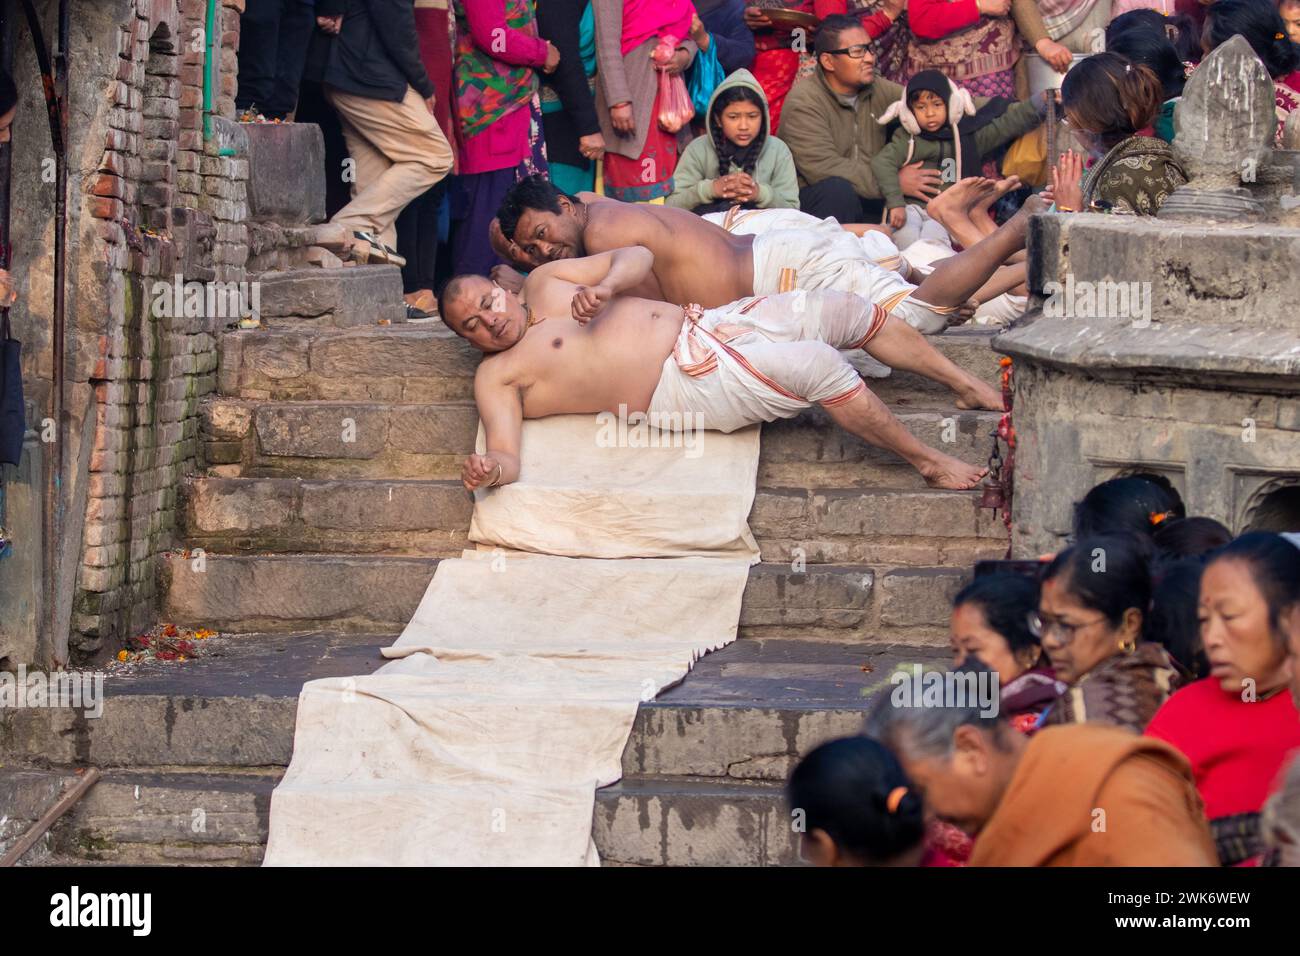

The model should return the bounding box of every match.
[28,768,799,867]
[199,396,999,486]
[219,323,1001,404]
[157,552,969,641]
[3,639,947,866]
[2,635,939,772]
[180,476,1004,567]
[255,265,405,328]
[594,776,797,866]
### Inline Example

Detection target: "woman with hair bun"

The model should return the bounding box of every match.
[1047,52,1187,215]
[786,735,926,866]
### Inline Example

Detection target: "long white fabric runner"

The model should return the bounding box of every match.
[264,415,760,865]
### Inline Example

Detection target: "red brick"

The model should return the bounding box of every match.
[91,173,123,198]
[99,150,126,176]
[89,197,124,220]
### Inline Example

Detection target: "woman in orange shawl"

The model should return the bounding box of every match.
[866,671,1218,866]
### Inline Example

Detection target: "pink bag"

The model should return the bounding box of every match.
[652,35,695,134]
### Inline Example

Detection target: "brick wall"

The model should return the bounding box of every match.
[69,0,248,656]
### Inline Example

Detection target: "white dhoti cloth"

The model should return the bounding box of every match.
[647,291,889,433]
[974,292,1028,327]
[704,207,913,280]
[749,228,954,334]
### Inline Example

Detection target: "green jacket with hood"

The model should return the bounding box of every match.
[667,70,800,212]
[871,99,1043,212]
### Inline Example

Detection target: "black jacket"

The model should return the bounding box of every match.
[697,0,755,76]
[537,0,600,168]
[322,0,434,102]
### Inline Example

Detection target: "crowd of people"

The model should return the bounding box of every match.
[239,0,1300,319]
[235,3,1300,866]
[792,474,1300,867]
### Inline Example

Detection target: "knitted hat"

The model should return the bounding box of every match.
[878,70,977,136]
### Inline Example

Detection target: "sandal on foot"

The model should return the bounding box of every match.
[350,230,407,268]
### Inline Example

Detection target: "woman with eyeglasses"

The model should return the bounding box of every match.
[1034,533,1181,733]
[1047,52,1188,215]
[1146,533,1300,866]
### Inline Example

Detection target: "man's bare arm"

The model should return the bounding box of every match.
[528,246,655,322]
[463,365,524,491]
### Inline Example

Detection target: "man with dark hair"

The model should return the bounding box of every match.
[436,240,1010,494]
[498,174,1029,341]
[780,14,942,223]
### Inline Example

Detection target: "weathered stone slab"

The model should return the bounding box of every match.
[243,122,326,224]
[256,265,404,326]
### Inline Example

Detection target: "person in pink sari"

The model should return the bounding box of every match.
[594,0,698,201]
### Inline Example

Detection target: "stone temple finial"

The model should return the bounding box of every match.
[1160,35,1275,220]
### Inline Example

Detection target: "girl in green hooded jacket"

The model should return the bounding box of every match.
[667,68,800,215]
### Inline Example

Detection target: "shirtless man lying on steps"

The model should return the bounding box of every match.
[437,236,1028,493]
[496,175,1037,342]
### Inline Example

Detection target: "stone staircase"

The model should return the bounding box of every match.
[2,313,1005,865]
[0,121,1009,866]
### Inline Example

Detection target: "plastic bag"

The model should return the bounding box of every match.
[652,34,695,133]
[688,33,725,117]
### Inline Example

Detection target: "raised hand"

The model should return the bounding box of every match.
[571,284,612,323]
[1051,149,1086,212]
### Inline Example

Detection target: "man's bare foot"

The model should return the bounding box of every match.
[953,372,1003,411]
[927,177,997,249]
[918,451,990,490]
[967,176,1023,236]
[926,176,990,221]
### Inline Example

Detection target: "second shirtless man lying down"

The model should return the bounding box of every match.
[435,204,1042,493]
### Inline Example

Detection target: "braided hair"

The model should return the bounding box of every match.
[710,85,767,177]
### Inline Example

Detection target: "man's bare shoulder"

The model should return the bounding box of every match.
[585,201,664,249]
[474,350,520,389]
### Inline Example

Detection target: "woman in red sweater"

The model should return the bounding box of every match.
[1146,533,1300,866]
[907,0,1072,99]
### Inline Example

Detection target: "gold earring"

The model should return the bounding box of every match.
[1118,636,1137,654]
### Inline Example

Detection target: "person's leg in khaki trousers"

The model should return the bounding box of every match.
[325,84,454,258]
